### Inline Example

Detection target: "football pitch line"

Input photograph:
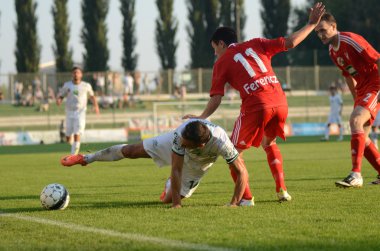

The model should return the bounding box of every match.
[0,212,238,251]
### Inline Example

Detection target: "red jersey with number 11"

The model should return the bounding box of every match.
[210,37,288,112]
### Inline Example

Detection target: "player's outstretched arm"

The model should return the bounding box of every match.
[285,2,325,49]
[170,152,184,208]
[183,95,222,120]
[228,156,248,206]
[90,95,100,115]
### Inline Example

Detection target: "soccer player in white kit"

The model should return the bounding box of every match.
[321,85,344,141]
[56,67,100,154]
[370,110,380,149]
[61,119,250,208]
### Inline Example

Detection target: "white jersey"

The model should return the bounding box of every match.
[171,119,239,170]
[329,94,343,116]
[59,81,94,113]
[143,119,239,197]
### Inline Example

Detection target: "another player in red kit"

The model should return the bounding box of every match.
[184,3,326,201]
[315,13,380,187]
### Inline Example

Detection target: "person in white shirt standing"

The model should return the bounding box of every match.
[56,66,100,154]
[321,84,344,141]
[370,110,380,149]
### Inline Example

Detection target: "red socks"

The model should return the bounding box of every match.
[351,132,365,173]
[364,141,380,174]
[264,144,287,193]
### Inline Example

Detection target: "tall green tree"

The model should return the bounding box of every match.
[203,0,219,66]
[120,0,138,72]
[81,0,109,71]
[52,0,73,72]
[186,0,219,69]
[155,0,178,69]
[15,0,41,73]
[260,0,290,66]
[186,1,206,68]
[219,0,246,41]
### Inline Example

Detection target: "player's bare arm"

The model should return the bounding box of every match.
[183,95,222,119]
[90,95,100,115]
[285,2,325,49]
[170,152,184,208]
[229,156,248,206]
[344,76,357,99]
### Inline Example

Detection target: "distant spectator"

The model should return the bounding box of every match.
[123,72,134,106]
[96,73,105,94]
[134,71,141,95]
[0,90,3,101]
[142,74,149,94]
[14,81,23,106]
[22,85,34,106]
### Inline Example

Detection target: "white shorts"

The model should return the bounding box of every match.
[143,132,207,198]
[327,113,342,124]
[65,110,86,136]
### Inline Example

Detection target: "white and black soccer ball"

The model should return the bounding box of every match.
[40,183,70,210]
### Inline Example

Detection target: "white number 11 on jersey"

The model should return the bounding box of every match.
[233,48,268,77]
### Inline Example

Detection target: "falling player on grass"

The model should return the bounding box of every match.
[61,119,251,208]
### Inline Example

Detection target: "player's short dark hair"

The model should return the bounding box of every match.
[182,121,211,144]
[210,26,237,46]
[320,12,336,24]
[72,66,83,72]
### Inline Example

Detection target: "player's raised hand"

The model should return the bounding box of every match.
[94,105,100,115]
[308,2,325,25]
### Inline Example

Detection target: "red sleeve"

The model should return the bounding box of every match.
[210,61,226,97]
[256,37,287,57]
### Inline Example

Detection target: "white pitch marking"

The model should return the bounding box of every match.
[0,212,238,251]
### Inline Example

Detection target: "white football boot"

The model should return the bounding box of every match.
[238,197,254,207]
[335,172,363,188]
[277,189,292,202]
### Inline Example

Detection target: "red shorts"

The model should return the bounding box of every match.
[354,90,380,124]
[231,106,288,149]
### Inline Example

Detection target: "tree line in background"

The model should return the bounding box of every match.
[13,0,380,74]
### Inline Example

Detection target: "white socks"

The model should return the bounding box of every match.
[324,126,330,140]
[71,141,80,155]
[84,144,126,164]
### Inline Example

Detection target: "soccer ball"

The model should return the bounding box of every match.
[40,183,70,210]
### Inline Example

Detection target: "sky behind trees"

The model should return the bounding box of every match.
[0,0,305,73]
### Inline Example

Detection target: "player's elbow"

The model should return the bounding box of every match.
[285,39,297,49]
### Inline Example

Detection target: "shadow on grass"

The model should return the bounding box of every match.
[0,195,39,201]
[73,200,165,209]
[1,207,44,213]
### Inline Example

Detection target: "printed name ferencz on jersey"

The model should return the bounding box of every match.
[210,37,288,112]
[329,32,380,96]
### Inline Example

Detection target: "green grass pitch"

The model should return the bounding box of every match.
[0,137,379,251]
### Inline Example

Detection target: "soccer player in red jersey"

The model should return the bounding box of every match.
[315,13,380,187]
[184,3,326,201]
